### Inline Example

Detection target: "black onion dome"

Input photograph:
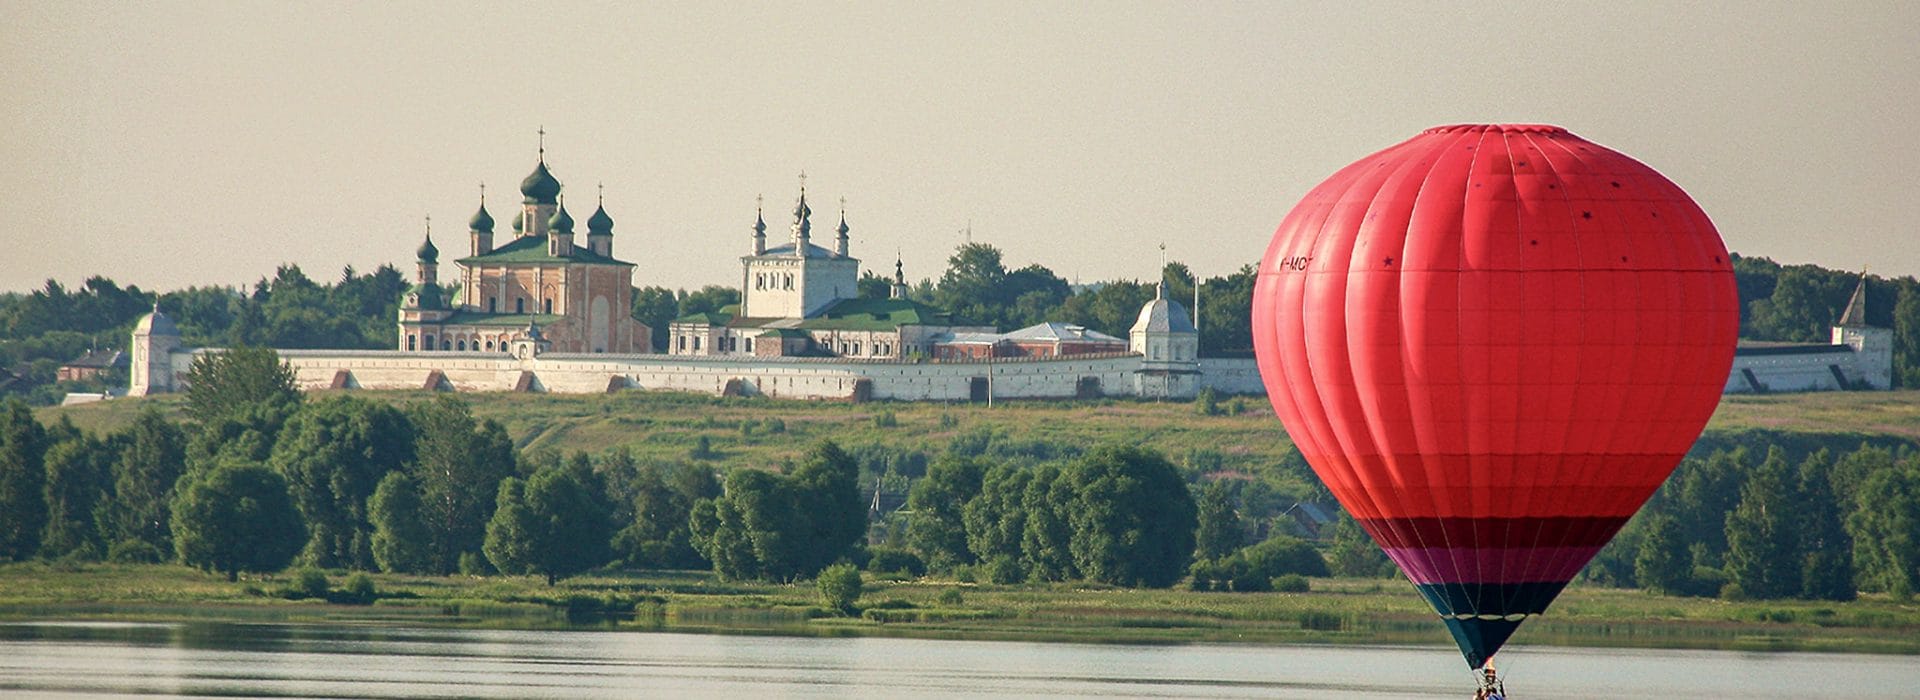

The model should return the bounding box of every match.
[587,204,614,234]
[468,204,494,232]
[520,161,561,204]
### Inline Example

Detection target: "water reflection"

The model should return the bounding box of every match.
[0,622,1914,699]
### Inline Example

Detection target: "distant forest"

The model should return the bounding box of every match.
[4,247,1919,404]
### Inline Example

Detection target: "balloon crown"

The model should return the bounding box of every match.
[1422,124,1569,135]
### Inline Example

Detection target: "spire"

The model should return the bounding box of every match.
[835,197,850,257]
[417,216,438,262]
[791,174,813,254]
[1838,271,1871,327]
[587,183,614,235]
[895,252,905,284]
[751,195,767,256]
[520,128,561,204]
[469,184,495,233]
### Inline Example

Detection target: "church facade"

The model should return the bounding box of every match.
[666,188,998,359]
[397,156,650,356]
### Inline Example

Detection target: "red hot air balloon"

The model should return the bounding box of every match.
[1252,124,1738,671]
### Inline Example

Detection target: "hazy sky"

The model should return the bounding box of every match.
[3,2,1916,295]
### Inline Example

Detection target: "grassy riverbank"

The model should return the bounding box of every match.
[4,563,1916,656]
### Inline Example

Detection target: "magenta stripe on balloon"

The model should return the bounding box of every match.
[1383,545,1602,584]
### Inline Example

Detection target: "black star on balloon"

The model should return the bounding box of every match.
[1383,257,1394,266]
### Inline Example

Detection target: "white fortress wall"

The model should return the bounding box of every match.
[182,348,1152,400]
[1196,358,1263,394]
[1724,348,1864,394]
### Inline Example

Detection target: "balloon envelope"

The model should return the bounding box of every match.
[1252,124,1737,668]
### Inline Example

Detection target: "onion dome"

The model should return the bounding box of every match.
[587,204,614,234]
[416,234,439,262]
[837,213,850,237]
[753,207,767,234]
[520,161,561,204]
[469,204,494,232]
[134,303,179,336]
[549,204,575,233]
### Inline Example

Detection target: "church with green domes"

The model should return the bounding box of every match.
[398,155,650,355]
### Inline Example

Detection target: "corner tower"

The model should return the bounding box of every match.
[129,303,181,396]
[1832,272,1893,389]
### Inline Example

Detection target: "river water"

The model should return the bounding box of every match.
[1,621,1914,698]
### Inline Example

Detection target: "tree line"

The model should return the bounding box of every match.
[1585,440,1920,601]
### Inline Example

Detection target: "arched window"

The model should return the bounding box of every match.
[485,340,494,352]
[544,298,553,314]
[489,298,498,313]
[457,339,466,351]
[441,339,451,351]
[424,334,435,350]
[407,335,417,351]
[516,298,526,314]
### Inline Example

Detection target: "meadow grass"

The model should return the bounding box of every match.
[39,389,1920,471]
[4,563,1915,654]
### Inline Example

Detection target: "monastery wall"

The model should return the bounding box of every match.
[1724,349,1866,394]
[1196,358,1264,395]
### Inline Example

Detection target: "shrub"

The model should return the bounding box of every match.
[937,413,959,429]
[107,539,165,564]
[458,551,493,576]
[817,562,863,614]
[286,568,329,599]
[937,588,965,606]
[1273,574,1311,593]
[341,573,377,603]
[873,410,898,428]
[984,555,1023,585]
[866,546,927,578]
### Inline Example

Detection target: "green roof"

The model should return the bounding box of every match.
[439,312,565,327]
[675,311,734,325]
[794,297,969,331]
[757,328,812,339]
[455,233,633,266]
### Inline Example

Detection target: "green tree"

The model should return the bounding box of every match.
[1234,534,1330,579]
[1322,511,1388,578]
[409,397,516,574]
[183,345,301,425]
[1634,512,1691,595]
[518,454,614,579]
[816,562,863,614]
[367,471,430,574]
[270,395,414,569]
[962,462,1030,574]
[787,440,866,576]
[1796,451,1856,601]
[40,432,113,559]
[482,478,538,577]
[1063,445,1197,588]
[677,285,740,316]
[691,468,801,580]
[1723,448,1801,599]
[1019,463,1076,581]
[905,455,985,570]
[630,286,679,352]
[0,400,49,560]
[95,409,186,555]
[1846,460,1920,598]
[1894,282,1920,389]
[1193,480,1243,561]
[170,463,306,581]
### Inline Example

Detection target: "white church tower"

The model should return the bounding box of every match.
[738,182,859,320]
[1130,279,1200,398]
[1832,273,1893,389]
[128,303,181,396]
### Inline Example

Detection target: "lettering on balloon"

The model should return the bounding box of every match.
[1276,256,1312,272]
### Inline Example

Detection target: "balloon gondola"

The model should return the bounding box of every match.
[1252,124,1738,677]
